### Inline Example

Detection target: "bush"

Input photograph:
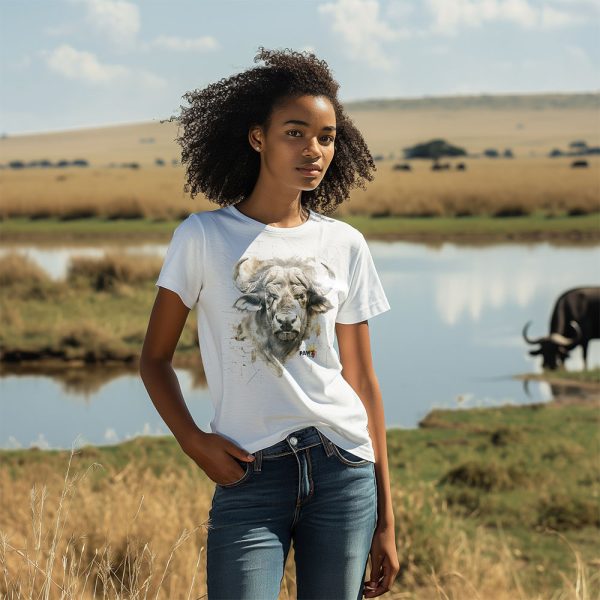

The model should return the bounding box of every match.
[403,138,467,160]
[537,493,600,530]
[437,460,530,492]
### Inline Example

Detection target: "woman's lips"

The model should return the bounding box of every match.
[297,167,321,177]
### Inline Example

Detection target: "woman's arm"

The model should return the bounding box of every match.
[139,287,204,443]
[336,320,400,596]
[335,320,394,527]
[139,287,256,485]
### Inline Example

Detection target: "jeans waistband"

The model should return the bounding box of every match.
[258,426,334,459]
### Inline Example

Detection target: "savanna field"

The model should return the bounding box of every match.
[1,93,599,598]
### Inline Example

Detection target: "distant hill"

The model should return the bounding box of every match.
[0,91,598,163]
[344,92,600,111]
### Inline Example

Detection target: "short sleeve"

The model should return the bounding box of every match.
[155,215,204,309]
[335,235,391,324]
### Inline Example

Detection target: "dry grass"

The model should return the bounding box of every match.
[0,444,596,600]
[341,157,599,218]
[1,101,598,221]
[0,157,598,221]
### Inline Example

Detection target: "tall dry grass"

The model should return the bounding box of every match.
[1,443,595,599]
[0,157,598,221]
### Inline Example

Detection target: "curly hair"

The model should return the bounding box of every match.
[163,46,376,215]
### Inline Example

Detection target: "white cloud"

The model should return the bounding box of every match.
[540,5,586,28]
[81,0,140,47]
[426,0,536,35]
[41,44,167,88]
[318,0,408,70]
[42,44,129,83]
[550,0,600,17]
[148,34,219,52]
[425,0,588,35]
[386,0,414,21]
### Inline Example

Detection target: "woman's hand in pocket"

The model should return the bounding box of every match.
[179,429,255,485]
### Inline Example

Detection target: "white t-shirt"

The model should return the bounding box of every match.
[155,203,391,462]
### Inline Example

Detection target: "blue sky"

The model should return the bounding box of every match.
[1,0,598,135]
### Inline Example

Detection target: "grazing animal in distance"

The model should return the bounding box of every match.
[571,160,589,168]
[522,286,600,370]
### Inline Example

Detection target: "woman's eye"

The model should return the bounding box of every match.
[286,130,334,143]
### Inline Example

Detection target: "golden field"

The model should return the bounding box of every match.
[0,93,598,221]
[0,156,598,222]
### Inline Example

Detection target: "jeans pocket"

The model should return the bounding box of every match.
[330,443,371,467]
[216,459,253,488]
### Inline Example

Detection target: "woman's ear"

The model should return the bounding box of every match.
[248,126,263,152]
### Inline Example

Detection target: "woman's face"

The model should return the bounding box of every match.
[250,94,336,192]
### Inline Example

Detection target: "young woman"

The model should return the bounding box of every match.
[140,47,399,599]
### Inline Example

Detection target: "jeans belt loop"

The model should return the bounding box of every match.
[316,429,335,457]
[253,449,263,471]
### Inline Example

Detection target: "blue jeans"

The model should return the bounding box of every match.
[206,425,378,600]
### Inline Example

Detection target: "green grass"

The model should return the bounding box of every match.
[346,212,600,238]
[0,281,200,368]
[401,402,600,592]
[546,367,600,384]
[1,212,599,241]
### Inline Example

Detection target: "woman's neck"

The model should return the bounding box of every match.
[233,196,309,228]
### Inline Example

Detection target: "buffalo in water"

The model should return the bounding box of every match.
[522,286,600,370]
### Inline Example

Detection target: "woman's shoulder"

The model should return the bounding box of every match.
[312,210,365,246]
[180,207,365,249]
[319,215,366,250]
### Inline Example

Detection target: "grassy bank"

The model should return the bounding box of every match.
[516,368,600,387]
[1,400,598,598]
[1,212,599,244]
[0,253,201,370]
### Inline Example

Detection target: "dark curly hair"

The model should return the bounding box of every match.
[163,46,376,215]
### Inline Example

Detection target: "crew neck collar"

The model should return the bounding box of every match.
[228,203,315,234]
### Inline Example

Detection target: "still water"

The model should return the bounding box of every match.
[1,240,598,450]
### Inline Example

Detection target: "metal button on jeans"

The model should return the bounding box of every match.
[289,436,298,446]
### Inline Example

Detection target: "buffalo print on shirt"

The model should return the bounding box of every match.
[231,256,336,376]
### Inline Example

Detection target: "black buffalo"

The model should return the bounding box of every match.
[522,286,600,370]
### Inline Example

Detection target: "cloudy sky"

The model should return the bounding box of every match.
[1,0,598,135]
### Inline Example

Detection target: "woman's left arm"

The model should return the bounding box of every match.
[336,320,400,597]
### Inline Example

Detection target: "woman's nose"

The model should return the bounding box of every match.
[303,137,321,157]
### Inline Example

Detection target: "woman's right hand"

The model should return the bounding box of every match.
[179,428,255,486]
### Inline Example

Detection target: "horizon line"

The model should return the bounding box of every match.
[3,88,598,138]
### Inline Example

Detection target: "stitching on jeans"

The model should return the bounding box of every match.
[217,460,252,488]
[304,448,314,502]
[330,443,371,467]
[262,441,322,459]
